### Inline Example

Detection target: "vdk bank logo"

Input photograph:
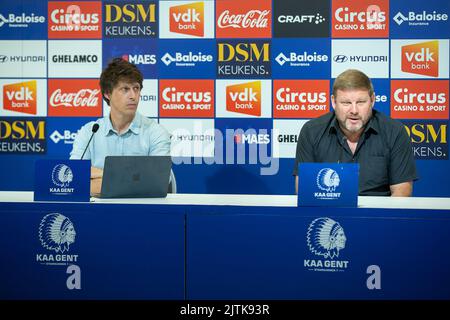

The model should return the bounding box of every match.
[3,80,37,115]
[305,217,349,272]
[314,168,341,199]
[38,213,76,254]
[402,40,438,77]
[226,81,261,117]
[170,2,204,37]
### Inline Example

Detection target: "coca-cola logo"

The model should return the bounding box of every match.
[50,89,100,107]
[217,10,269,29]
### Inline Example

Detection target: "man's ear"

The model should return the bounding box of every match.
[331,95,336,110]
[371,93,375,108]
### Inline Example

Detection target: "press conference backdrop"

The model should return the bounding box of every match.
[0,0,449,196]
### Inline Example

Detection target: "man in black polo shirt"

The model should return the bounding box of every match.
[293,69,418,196]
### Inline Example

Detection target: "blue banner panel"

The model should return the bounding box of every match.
[158,39,216,79]
[102,38,158,78]
[0,1,47,39]
[34,159,90,202]
[272,38,331,79]
[0,202,185,299]
[390,0,450,38]
[187,206,450,299]
[298,163,359,207]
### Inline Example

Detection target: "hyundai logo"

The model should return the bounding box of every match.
[333,55,348,63]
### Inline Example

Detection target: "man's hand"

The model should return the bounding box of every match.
[90,167,103,196]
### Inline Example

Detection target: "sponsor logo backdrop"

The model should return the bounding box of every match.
[0,0,449,196]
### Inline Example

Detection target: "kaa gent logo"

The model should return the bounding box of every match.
[52,164,73,187]
[317,168,340,192]
[39,213,76,254]
[304,217,349,272]
[307,217,346,259]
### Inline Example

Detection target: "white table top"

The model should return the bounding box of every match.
[1,191,450,210]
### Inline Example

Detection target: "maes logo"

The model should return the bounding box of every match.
[122,53,156,65]
[226,81,261,117]
[170,2,204,37]
[3,80,37,115]
[402,40,438,77]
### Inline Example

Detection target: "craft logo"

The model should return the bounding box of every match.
[217,40,270,78]
[391,80,449,120]
[226,81,261,117]
[104,1,157,38]
[304,217,349,272]
[122,53,156,65]
[393,10,448,26]
[170,2,204,37]
[273,80,329,118]
[3,80,37,115]
[332,0,389,38]
[0,118,46,154]
[159,80,214,118]
[402,41,438,77]
[216,0,271,38]
[403,120,448,160]
[48,80,102,117]
[48,1,102,38]
[37,213,79,265]
[0,12,45,28]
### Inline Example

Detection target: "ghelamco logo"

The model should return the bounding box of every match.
[50,164,75,195]
[314,168,341,199]
[304,217,349,272]
[393,11,448,26]
[37,213,79,265]
[161,51,213,66]
[0,12,45,28]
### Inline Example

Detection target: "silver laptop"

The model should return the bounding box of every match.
[97,156,172,198]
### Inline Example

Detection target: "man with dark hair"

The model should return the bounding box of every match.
[293,69,418,196]
[70,58,171,194]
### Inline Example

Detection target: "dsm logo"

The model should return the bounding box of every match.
[307,217,346,259]
[51,164,73,187]
[39,213,76,253]
[316,168,340,192]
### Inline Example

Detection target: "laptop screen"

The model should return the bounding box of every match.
[98,156,172,198]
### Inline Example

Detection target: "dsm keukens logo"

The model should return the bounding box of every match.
[304,217,349,272]
[39,213,76,253]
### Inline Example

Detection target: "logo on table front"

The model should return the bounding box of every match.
[37,213,79,265]
[49,164,75,195]
[304,217,349,272]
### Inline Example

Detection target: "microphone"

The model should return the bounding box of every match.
[81,123,99,160]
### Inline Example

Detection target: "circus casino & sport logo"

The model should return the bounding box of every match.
[304,217,349,272]
[36,213,79,265]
